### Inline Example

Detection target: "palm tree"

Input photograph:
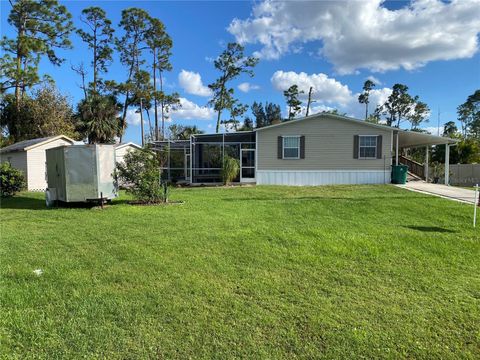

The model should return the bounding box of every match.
[77,94,121,143]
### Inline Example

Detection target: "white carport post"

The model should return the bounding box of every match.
[395,132,399,165]
[424,146,429,182]
[444,143,450,185]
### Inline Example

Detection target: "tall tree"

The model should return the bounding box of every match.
[76,6,114,95]
[380,83,413,127]
[358,80,375,120]
[145,17,176,140]
[221,100,248,132]
[116,8,150,143]
[238,117,254,131]
[407,97,430,130]
[265,102,282,125]
[284,85,303,120]
[251,101,266,128]
[457,89,480,138]
[208,43,258,133]
[1,0,74,137]
[443,121,458,137]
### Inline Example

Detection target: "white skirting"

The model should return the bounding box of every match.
[256,169,391,186]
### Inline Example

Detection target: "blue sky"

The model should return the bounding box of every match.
[1,0,479,144]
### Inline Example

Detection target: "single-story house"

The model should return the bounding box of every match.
[0,135,75,191]
[153,113,458,186]
[115,142,142,164]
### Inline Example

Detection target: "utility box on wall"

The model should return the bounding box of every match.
[46,145,117,203]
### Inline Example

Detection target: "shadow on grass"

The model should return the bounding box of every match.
[1,194,125,210]
[404,225,457,233]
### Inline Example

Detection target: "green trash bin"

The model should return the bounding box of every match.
[391,165,408,184]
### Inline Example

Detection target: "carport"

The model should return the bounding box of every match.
[393,129,459,185]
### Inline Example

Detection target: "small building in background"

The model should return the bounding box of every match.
[114,142,142,165]
[0,135,75,191]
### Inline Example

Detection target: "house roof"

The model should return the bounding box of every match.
[255,113,458,148]
[115,142,142,150]
[0,135,75,153]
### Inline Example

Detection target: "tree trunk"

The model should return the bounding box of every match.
[140,98,144,147]
[153,50,159,141]
[215,110,222,133]
[119,64,135,143]
[93,27,97,95]
[306,86,313,117]
[160,70,165,138]
[365,101,368,120]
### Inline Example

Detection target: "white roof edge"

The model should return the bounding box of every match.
[115,142,142,149]
[254,113,458,144]
[23,135,75,151]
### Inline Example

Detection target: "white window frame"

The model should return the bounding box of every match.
[282,135,301,159]
[358,135,378,160]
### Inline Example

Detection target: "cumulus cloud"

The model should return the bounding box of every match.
[238,82,260,93]
[366,76,382,86]
[270,70,392,119]
[169,97,215,120]
[271,71,352,105]
[125,109,142,126]
[178,70,212,97]
[228,0,480,74]
[126,98,214,126]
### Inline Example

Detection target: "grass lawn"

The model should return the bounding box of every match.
[1,185,479,358]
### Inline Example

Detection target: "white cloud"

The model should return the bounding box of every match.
[423,126,443,136]
[238,82,260,93]
[126,98,214,126]
[169,97,215,120]
[271,70,352,105]
[228,0,480,74]
[366,76,382,86]
[125,109,142,126]
[178,70,212,97]
[270,70,392,119]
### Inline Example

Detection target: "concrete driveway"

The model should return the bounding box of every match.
[396,181,478,204]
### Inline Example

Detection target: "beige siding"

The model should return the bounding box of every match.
[257,116,393,171]
[115,145,137,164]
[0,151,28,179]
[26,139,73,191]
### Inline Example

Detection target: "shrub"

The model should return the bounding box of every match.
[221,156,239,185]
[0,162,26,197]
[116,147,169,203]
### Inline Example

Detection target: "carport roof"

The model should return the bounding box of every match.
[396,129,457,148]
[255,113,458,148]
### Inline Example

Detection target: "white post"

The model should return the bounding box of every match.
[444,143,450,185]
[474,184,478,228]
[424,146,429,182]
[395,132,399,166]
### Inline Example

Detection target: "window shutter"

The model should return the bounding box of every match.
[376,135,382,159]
[300,135,305,159]
[277,136,283,159]
[353,135,359,159]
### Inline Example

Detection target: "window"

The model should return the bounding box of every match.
[359,135,377,159]
[283,136,300,159]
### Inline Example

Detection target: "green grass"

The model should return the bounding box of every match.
[1,185,479,359]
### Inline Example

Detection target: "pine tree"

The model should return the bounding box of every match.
[208,43,258,133]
